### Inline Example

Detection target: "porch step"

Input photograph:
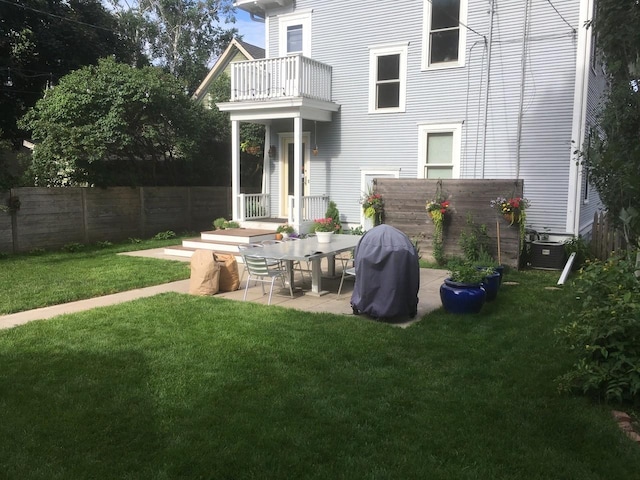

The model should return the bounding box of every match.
[182,238,244,253]
[163,245,246,262]
[200,228,277,244]
[163,227,278,259]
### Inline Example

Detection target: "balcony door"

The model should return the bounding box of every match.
[280,133,310,218]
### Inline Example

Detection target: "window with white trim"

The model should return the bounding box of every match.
[368,43,408,113]
[422,0,467,69]
[279,11,312,57]
[418,123,462,179]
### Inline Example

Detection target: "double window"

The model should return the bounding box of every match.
[422,0,467,69]
[418,123,462,179]
[368,43,408,113]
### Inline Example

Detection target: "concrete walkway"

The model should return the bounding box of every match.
[0,248,448,330]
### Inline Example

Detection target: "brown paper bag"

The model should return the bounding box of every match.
[189,250,220,295]
[215,253,240,292]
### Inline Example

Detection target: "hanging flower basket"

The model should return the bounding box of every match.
[490,196,529,226]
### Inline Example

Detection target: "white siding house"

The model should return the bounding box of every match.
[218,0,605,238]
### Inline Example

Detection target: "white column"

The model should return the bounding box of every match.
[231,120,240,221]
[263,124,271,196]
[293,116,303,227]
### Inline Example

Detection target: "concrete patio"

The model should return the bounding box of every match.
[0,248,448,330]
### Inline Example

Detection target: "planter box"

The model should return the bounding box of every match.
[529,241,566,270]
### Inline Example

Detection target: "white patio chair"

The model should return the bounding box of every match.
[337,252,356,297]
[277,237,309,283]
[242,255,293,305]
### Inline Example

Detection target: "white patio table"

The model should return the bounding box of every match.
[244,234,361,296]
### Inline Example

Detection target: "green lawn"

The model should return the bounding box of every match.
[0,238,190,315]
[0,270,639,479]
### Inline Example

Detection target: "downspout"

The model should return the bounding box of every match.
[480,0,495,178]
[515,0,532,180]
[566,0,593,236]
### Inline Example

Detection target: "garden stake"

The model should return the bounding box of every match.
[496,220,502,265]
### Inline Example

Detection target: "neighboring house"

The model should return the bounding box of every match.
[217,0,606,238]
[193,38,265,108]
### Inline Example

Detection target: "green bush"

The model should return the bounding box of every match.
[563,235,592,270]
[325,201,342,233]
[63,242,85,253]
[556,250,640,403]
[153,230,176,240]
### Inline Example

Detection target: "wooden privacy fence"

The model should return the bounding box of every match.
[590,211,626,260]
[375,179,524,268]
[0,186,231,253]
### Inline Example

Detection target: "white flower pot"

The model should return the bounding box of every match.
[316,231,334,244]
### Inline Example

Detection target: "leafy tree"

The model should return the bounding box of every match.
[586,0,640,246]
[107,0,238,92]
[19,57,228,186]
[0,0,136,145]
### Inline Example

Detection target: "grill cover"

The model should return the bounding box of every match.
[350,225,420,319]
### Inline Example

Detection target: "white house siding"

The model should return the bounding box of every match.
[258,0,601,234]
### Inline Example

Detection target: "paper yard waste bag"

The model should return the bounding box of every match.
[215,253,240,292]
[189,249,220,295]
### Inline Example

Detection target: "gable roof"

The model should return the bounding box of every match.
[192,38,265,103]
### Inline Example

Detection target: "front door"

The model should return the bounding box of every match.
[280,134,310,218]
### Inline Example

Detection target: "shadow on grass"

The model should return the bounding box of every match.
[0,350,163,479]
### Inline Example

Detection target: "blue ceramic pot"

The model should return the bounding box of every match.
[476,265,504,285]
[440,278,486,314]
[481,272,501,302]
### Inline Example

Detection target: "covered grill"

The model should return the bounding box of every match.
[350,225,420,319]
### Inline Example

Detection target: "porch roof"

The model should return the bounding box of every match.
[216,97,340,122]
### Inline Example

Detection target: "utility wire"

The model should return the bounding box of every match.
[424,0,486,39]
[0,0,118,34]
[545,0,576,33]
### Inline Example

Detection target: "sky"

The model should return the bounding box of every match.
[234,9,266,48]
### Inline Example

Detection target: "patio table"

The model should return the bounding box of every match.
[245,234,361,296]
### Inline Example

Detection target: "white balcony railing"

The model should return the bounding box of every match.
[288,195,329,224]
[239,193,270,221]
[231,55,332,103]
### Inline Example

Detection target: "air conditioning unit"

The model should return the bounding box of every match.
[529,241,566,270]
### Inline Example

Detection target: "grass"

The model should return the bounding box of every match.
[1,269,639,479]
[0,237,190,315]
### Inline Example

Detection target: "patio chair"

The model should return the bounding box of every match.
[337,253,356,297]
[270,237,309,283]
[242,255,293,305]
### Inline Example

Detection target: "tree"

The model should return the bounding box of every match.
[19,57,227,187]
[586,0,640,246]
[0,0,136,145]
[107,0,238,92]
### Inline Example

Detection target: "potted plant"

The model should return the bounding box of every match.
[312,217,340,243]
[276,224,295,239]
[439,262,487,314]
[361,188,384,226]
[426,195,451,265]
[490,196,530,226]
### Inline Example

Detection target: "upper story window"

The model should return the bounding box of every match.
[279,11,312,57]
[368,43,408,113]
[422,0,467,69]
[417,123,462,179]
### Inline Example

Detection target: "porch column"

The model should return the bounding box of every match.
[293,116,303,227]
[263,124,271,196]
[231,119,240,221]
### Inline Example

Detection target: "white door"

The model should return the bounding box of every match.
[280,134,311,218]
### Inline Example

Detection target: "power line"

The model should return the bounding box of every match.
[425,0,486,39]
[0,0,118,34]
[545,0,576,33]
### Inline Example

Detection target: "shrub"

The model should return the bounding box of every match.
[63,242,85,253]
[213,218,240,230]
[153,230,176,240]
[563,235,592,270]
[555,250,640,403]
[325,201,342,233]
[458,213,490,262]
[96,241,113,249]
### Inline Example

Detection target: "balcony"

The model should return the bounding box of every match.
[230,55,333,103]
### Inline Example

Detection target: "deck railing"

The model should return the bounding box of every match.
[231,55,332,102]
[288,195,329,224]
[239,193,270,221]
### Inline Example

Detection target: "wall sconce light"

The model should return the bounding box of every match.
[313,121,319,156]
[268,145,276,158]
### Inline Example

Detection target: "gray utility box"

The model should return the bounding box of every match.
[529,241,566,270]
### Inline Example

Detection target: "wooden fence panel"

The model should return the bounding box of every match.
[591,211,625,260]
[84,187,141,242]
[0,186,231,252]
[0,191,12,252]
[376,179,524,268]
